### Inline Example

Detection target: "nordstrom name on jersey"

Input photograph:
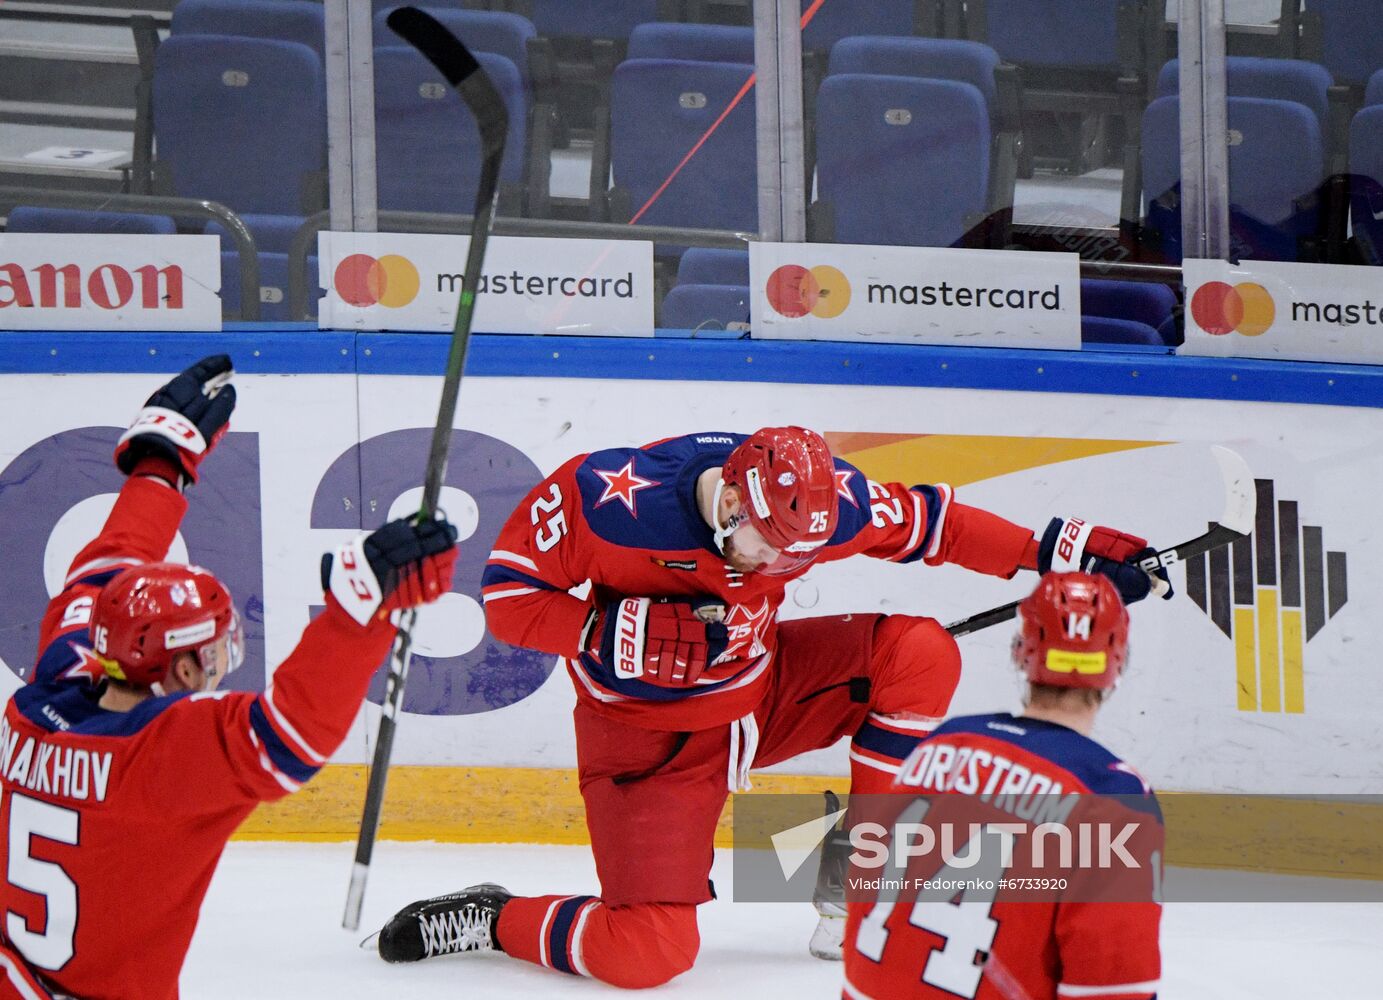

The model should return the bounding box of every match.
[0,716,112,803]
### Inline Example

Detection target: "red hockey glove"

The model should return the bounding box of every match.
[321,514,459,625]
[587,597,729,687]
[1038,516,1172,604]
[113,354,236,487]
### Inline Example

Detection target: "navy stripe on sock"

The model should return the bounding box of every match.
[852,720,925,763]
[547,895,596,975]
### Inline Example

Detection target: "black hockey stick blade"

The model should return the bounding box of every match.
[344,10,509,933]
[945,446,1255,638]
[385,6,509,157]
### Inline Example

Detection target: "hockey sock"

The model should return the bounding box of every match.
[495,896,699,989]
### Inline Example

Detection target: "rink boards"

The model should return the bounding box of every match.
[0,331,1380,877]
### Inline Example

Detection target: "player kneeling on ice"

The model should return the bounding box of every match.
[0,357,458,1000]
[841,572,1163,1000]
[370,426,1168,989]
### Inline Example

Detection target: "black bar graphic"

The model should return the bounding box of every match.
[1187,549,1208,612]
[1304,526,1325,640]
[1254,480,1276,586]
[1209,539,1232,638]
[1327,551,1348,620]
[1232,531,1255,606]
[1278,500,1301,609]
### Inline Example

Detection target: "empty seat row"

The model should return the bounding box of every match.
[598,28,1019,253]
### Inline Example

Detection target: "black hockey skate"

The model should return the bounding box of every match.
[371,883,512,962]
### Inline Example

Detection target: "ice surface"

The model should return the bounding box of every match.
[184,842,1383,998]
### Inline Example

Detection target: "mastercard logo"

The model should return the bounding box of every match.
[334,253,421,308]
[1190,281,1275,337]
[765,264,851,319]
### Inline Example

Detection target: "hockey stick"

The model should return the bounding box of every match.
[944,446,1255,638]
[343,7,508,932]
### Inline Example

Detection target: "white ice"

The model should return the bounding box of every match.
[183,842,1383,999]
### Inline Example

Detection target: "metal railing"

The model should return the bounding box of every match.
[0,186,261,320]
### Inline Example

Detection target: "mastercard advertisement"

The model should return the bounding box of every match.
[316,231,656,336]
[1181,258,1383,365]
[749,241,1082,349]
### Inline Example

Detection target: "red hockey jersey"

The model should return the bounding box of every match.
[0,474,395,1000]
[481,433,1035,731]
[843,713,1163,1000]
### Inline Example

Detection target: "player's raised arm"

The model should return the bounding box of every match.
[33,356,236,685]
[481,456,593,659]
[233,514,460,802]
[834,475,1172,602]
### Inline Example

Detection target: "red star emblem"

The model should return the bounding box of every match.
[835,469,859,507]
[593,459,661,517]
[60,644,108,685]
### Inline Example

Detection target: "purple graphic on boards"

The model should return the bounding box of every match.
[0,427,266,692]
[311,428,554,715]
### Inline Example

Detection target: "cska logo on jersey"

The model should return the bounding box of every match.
[718,598,774,662]
[593,459,661,517]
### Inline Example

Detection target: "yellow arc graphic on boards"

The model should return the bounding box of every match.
[824,433,1167,488]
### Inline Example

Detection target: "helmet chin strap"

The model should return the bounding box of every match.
[710,478,745,554]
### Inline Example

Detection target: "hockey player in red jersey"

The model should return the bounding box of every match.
[842,572,1162,1000]
[371,426,1167,989]
[0,356,459,1000]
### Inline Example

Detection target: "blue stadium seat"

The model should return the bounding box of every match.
[1142,95,1327,262]
[813,75,991,248]
[627,23,754,64]
[677,247,749,285]
[375,8,537,91]
[6,206,175,235]
[1301,0,1383,88]
[1349,104,1383,262]
[1367,69,1383,107]
[373,47,530,214]
[976,0,1124,70]
[1081,277,1179,345]
[217,251,320,320]
[205,215,318,320]
[526,0,660,41]
[606,59,758,232]
[1156,57,1333,129]
[828,36,1001,108]
[800,0,916,53]
[660,283,751,334]
[171,0,325,56]
[1081,315,1166,347]
[153,35,326,216]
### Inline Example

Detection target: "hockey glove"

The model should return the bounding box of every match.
[322,514,460,626]
[1038,516,1173,604]
[587,597,729,686]
[114,354,236,487]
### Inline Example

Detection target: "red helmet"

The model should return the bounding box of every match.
[1013,572,1129,690]
[719,426,839,574]
[89,562,243,688]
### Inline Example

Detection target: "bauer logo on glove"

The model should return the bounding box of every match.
[1038,516,1173,604]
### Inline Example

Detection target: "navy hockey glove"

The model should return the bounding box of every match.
[587,597,729,686]
[114,354,236,487]
[322,514,459,625]
[1038,516,1172,604]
